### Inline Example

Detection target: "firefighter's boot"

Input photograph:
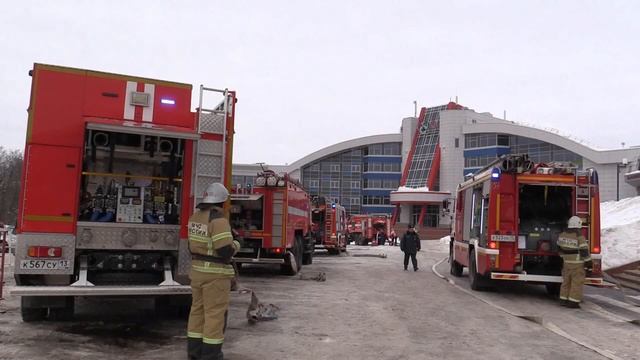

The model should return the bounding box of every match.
[187,338,202,360]
[201,344,223,360]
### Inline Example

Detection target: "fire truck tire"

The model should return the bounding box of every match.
[545,283,561,297]
[281,237,303,275]
[48,297,75,321]
[327,248,340,255]
[302,250,313,265]
[20,297,47,322]
[469,249,489,291]
[449,242,463,277]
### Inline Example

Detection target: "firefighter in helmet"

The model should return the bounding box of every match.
[187,182,240,360]
[557,216,592,308]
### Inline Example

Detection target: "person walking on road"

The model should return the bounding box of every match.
[376,230,385,246]
[400,224,420,271]
[187,183,241,360]
[389,230,398,246]
[557,216,592,308]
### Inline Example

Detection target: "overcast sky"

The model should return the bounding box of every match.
[1,1,639,165]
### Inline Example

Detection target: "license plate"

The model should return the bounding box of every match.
[238,248,255,253]
[491,234,516,242]
[20,260,70,270]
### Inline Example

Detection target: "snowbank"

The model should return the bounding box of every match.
[600,196,640,270]
[395,186,430,192]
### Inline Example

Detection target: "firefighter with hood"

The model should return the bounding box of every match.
[557,216,592,308]
[187,183,241,360]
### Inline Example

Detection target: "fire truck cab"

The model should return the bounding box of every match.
[311,196,347,255]
[230,170,313,275]
[450,154,604,292]
[12,64,236,321]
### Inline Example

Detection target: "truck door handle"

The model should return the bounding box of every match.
[61,213,71,217]
[66,164,76,168]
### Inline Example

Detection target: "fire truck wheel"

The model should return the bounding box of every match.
[20,297,47,322]
[450,242,463,277]
[545,283,561,297]
[327,249,340,255]
[281,237,303,275]
[302,250,313,265]
[48,297,75,321]
[469,249,489,291]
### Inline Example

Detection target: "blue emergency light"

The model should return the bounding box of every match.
[332,203,336,209]
[491,167,501,182]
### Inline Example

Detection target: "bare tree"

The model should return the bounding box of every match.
[0,146,23,225]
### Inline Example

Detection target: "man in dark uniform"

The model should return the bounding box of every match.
[400,224,421,271]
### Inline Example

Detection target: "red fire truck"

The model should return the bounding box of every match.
[449,154,604,292]
[368,214,391,245]
[348,214,368,245]
[348,214,391,245]
[230,170,314,274]
[311,197,347,255]
[12,63,236,321]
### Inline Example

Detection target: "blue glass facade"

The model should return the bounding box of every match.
[463,133,583,175]
[301,143,401,215]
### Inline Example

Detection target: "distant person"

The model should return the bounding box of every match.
[557,216,592,308]
[389,230,398,246]
[376,230,385,246]
[400,224,421,271]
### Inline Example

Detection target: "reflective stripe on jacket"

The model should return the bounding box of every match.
[188,208,240,277]
[557,231,591,264]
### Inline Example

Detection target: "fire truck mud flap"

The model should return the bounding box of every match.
[10,285,192,297]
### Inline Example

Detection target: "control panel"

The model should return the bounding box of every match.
[116,186,144,223]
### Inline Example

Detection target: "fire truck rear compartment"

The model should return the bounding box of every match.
[79,129,185,226]
[230,196,264,231]
[518,184,572,276]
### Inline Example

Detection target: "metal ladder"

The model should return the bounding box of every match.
[325,217,333,238]
[575,169,592,229]
[193,86,231,208]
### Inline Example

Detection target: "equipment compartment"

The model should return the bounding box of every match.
[78,129,185,225]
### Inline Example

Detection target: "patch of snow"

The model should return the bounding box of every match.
[439,235,451,245]
[600,196,640,269]
[395,186,430,192]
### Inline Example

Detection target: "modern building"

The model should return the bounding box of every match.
[233,102,640,237]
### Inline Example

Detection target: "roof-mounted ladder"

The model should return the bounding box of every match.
[193,86,231,209]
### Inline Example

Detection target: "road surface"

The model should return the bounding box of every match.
[1,242,638,359]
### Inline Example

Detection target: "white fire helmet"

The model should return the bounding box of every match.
[567,216,582,229]
[201,183,229,205]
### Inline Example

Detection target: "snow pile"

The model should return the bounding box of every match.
[600,196,640,270]
[395,186,430,192]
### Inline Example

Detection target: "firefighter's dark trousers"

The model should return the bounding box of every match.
[404,252,418,270]
[560,262,585,304]
[188,270,231,360]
